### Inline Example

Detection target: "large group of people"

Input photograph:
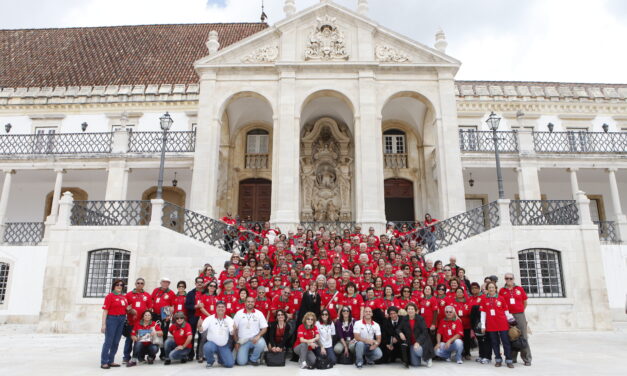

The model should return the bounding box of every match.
[100,219,532,370]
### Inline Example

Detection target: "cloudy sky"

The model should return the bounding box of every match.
[3,0,626,83]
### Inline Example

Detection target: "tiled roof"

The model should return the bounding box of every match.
[455,80,627,101]
[0,23,267,88]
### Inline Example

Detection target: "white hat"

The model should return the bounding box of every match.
[304,264,312,270]
[161,277,171,283]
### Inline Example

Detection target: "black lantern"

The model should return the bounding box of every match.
[547,122,554,133]
[159,112,173,131]
[468,173,475,187]
[172,172,178,187]
[486,112,501,131]
[4,123,11,133]
[81,122,88,132]
[602,123,609,133]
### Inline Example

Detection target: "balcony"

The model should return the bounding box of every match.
[384,153,408,169]
[533,131,627,153]
[458,130,519,152]
[245,153,269,169]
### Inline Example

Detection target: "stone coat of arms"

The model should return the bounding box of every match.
[305,15,349,61]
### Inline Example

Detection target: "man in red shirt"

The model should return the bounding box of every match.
[123,278,152,362]
[151,277,176,359]
[270,286,293,321]
[434,306,464,364]
[164,312,193,364]
[500,273,531,366]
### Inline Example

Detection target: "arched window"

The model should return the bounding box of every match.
[84,249,130,298]
[518,248,565,298]
[0,262,9,304]
[383,129,406,154]
[246,129,269,155]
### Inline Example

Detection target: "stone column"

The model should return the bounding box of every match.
[0,170,15,241]
[270,69,300,228]
[436,69,466,217]
[497,198,512,227]
[190,73,220,217]
[514,165,541,200]
[606,168,625,220]
[105,161,130,200]
[149,199,164,228]
[568,168,579,199]
[46,168,66,223]
[354,69,386,229]
[576,191,593,226]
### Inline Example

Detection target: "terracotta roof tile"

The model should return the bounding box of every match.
[0,23,267,88]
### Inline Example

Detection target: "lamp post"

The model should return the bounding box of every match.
[156,112,173,199]
[486,112,505,199]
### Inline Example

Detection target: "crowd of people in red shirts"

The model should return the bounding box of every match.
[100,219,532,370]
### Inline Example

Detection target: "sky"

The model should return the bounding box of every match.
[2,0,626,83]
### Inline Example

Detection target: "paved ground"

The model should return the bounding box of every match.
[1,324,625,376]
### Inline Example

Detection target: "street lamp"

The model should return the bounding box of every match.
[486,111,505,199]
[156,112,173,199]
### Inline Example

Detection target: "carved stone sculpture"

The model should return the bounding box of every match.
[375,45,410,63]
[241,45,279,63]
[305,15,349,61]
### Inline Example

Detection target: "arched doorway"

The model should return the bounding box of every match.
[238,179,271,221]
[44,187,88,220]
[384,178,415,221]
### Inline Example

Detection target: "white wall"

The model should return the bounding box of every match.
[0,246,48,322]
[600,244,627,321]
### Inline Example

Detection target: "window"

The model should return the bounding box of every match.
[518,248,565,298]
[112,124,134,132]
[383,129,406,154]
[34,127,57,153]
[0,262,9,304]
[84,249,130,298]
[458,125,478,151]
[246,129,269,154]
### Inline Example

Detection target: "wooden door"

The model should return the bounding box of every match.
[238,179,271,221]
[384,178,414,221]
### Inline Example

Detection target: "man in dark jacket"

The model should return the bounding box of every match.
[185,277,205,360]
[397,303,434,367]
[380,307,407,364]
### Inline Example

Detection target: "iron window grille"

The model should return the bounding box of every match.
[518,248,565,298]
[84,249,130,298]
[0,262,9,304]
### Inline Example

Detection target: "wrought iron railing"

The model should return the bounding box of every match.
[388,221,422,232]
[509,200,579,226]
[70,201,151,226]
[0,132,112,155]
[128,130,196,153]
[384,153,408,169]
[161,202,230,250]
[533,131,627,153]
[245,154,269,169]
[2,222,45,244]
[422,201,501,252]
[594,220,619,243]
[300,222,357,234]
[459,130,519,152]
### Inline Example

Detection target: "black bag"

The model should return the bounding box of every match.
[315,355,334,369]
[337,352,353,365]
[510,337,528,352]
[265,351,286,367]
[122,321,132,338]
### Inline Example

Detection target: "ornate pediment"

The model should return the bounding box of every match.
[304,15,349,61]
[241,45,280,63]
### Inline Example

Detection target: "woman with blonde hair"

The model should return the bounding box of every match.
[293,312,319,369]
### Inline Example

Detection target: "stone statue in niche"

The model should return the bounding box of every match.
[301,159,316,211]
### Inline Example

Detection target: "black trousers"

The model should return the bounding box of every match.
[188,316,199,360]
[462,328,472,356]
[477,333,492,360]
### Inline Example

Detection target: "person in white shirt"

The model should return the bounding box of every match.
[316,309,337,365]
[353,307,382,368]
[233,296,268,366]
[201,301,235,368]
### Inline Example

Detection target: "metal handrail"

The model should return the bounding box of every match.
[459,130,519,152]
[2,222,45,245]
[509,200,579,226]
[533,131,627,153]
[128,130,196,153]
[0,132,112,155]
[70,200,151,226]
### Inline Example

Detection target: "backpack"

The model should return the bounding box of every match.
[315,355,334,369]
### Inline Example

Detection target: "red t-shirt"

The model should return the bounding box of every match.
[255,297,272,319]
[451,299,471,329]
[498,286,527,314]
[293,324,319,349]
[125,290,152,325]
[199,294,217,319]
[173,294,187,317]
[151,288,176,317]
[480,295,510,332]
[438,318,463,343]
[218,291,238,316]
[320,290,341,320]
[169,322,193,348]
[102,293,128,316]
[419,296,437,328]
[341,294,364,320]
[364,297,384,312]
[270,295,292,322]
[131,321,162,338]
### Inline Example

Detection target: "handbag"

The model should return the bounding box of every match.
[510,337,528,351]
[265,351,286,367]
[122,321,132,337]
[337,352,353,365]
[315,354,333,369]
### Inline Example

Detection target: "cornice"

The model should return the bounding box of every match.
[456,100,627,115]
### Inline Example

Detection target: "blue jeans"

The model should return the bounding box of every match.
[101,315,126,365]
[409,344,424,366]
[132,342,159,360]
[123,335,133,361]
[204,341,234,368]
[315,347,337,365]
[435,339,463,362]
[354,341,383,364]
[488,330,512,363]
[236,338,266,365]
[165,338,191,361]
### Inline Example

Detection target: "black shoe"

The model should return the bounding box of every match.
[180,358,187,364]
[159,354,165,361]
[147,358,154,365]
[249,361,260,366]
[164,359,171,365]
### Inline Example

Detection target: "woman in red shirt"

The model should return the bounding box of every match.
[127,311,163,367]
[419,285,438,344]
[372,277,385,298]
[100,279,130,369]
[480,282,515,368]
[173,281,187,318]
[340,282,364,320]
[380,285,396,316]
[294,312,320,369]
[394,286,417,310]
[450,287,472,360]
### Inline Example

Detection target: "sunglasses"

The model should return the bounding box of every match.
[176,318,185,321]
[321,313,329,316]
[136,282,144,285]
[178,286,185,288]
[115,283,124,287]
[505,277,513,280]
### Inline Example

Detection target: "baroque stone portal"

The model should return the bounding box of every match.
[301,118,353,222]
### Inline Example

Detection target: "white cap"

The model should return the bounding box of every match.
[161,277,171,283]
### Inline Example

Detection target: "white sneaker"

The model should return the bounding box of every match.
[300,361,308,369]
[457,360,463,364]
[445,358,451,362]
[426,359,433,368]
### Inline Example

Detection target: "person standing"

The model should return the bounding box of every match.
[480,281,515,368]
[500,273,531,366]
[151,277,176,359]
[185,277,205,361]
[233,296,268,366]
[353,307,383,368]
[201,301,235,368]
[100,279,130,369]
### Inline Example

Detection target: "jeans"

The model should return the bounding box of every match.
[204,341,234,368]
[354,341,383,364]
[295,343,316,367]
[164,338,191,361]
[101,315,126,366]
[409,344,424,367]
[236,338,266,365]
[315,346,337,365]
[132,342,159,360]
[435,339,463,362]
[512,312,532,363]
[123,335,133,361]
[488,330,512,363]
[334,341,356,355]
